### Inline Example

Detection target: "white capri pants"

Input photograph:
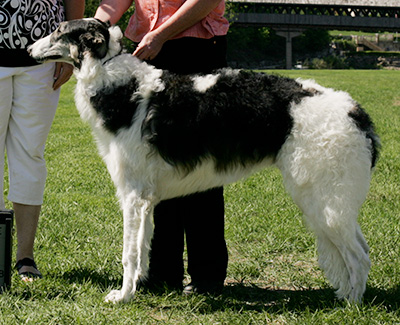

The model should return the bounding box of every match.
[0,63,60,208]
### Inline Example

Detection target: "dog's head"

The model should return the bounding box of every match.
[28,18,123,68]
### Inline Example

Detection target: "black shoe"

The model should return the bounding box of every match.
[183,281,224,296]
[15,258,43,282]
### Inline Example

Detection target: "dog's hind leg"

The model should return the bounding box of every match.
[277,131,373,303]
[282,177,371,303]
[105,193,155,303]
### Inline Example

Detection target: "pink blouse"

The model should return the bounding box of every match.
[125,0,229,42]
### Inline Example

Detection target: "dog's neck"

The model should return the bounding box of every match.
[100,30,124,65]
[74,27,124,90]
[102,48,123,66]
[75,49,164,95]
[73,23,165,126]
[73,48,165,126]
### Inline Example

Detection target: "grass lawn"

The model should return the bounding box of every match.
[329,30,395,37]
[1,69,399,324]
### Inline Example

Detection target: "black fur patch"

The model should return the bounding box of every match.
[348,105,380,168]
[90,78,141,133]
[142,70,314,172]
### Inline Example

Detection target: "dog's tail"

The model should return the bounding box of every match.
[348,104,380,169]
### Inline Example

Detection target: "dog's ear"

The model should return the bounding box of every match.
[80,31,108,59]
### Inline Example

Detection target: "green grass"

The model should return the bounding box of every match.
[1,70,400,323]
[329,30,395,37]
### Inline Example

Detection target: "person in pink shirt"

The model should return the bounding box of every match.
[95,0,229,295]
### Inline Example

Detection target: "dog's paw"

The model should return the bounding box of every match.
[105,290,130,303]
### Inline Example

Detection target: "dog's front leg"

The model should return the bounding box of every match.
[105,194,155,303]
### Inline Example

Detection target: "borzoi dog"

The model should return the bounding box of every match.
[29,18,379,304]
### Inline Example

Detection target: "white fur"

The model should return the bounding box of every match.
[28,20,377,304]
[192,74,219,93]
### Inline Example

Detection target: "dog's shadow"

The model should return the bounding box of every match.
[213,283,400,313]
[60,267,400,313]
[61,267,122,289]
[210,284,337,313]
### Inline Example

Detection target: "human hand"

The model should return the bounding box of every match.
[133,31,165,61]
[53,62,74,90]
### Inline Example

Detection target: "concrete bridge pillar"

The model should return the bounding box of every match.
[274,28,304,69]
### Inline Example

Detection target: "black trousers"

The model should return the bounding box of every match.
[146,36,229,285]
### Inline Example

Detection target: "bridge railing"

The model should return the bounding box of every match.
[227,3,400,18]
[227,2,400,31]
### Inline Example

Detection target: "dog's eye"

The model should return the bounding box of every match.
[50,24,63,40]
[58,22,67,33]
[50,32,58,42]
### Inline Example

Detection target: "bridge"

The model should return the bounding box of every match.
[228,0,400,68]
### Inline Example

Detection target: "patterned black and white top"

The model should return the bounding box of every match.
[0,0,65,67]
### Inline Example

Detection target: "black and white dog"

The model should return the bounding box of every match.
[29,18,379,303]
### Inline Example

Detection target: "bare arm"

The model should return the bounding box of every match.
[134,0,223,60]
[53,0,85,90]
[95,0,134,25]
[64,0,85,20]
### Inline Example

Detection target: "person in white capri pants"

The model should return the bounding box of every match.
[0,0,84,281]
